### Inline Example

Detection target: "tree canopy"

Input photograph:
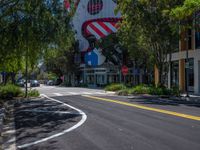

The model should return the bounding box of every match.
[116,0,182,86]
[0,0,74,82]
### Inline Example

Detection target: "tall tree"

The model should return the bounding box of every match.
[0,0,73,83]
[117,0,181,86]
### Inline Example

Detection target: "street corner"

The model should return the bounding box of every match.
[13,96,87,149]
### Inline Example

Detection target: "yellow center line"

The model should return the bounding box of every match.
[82,95,200,121]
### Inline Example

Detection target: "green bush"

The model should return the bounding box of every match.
[171,86,180,96]
[117,89,129,96]
[129,85,173,96]
[0,84,23,99]
[131,84,150,94]
[148,87,172,96]
[105,83,126,91]
[28,89,40,97]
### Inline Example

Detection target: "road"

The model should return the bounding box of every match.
[13,85,200,150]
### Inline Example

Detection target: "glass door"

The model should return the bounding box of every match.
[186,58,194,92]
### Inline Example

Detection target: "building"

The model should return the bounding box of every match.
[167,13,200,94]
[64,0,147,87]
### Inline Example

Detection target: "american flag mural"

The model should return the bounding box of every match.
[82,18,121,40]
[69,0,121,66]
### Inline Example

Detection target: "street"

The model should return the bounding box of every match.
[13,85,200,150]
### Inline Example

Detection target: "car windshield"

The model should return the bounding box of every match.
[32,80,38,83]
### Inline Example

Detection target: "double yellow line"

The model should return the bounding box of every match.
[82,95,200,121]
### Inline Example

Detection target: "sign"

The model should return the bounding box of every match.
[121,65,128,76]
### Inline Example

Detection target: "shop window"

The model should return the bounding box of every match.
[185,58,194,92]
[171,61,179,87]
[196,32,200,49]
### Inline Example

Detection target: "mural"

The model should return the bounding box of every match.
[65,0,122,67]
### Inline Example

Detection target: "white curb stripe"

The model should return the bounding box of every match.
[17,94,87,149]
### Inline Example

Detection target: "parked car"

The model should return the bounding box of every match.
[30,80,40,87]
[47,80,54,86]
[16,80,25,87]
[54,78,62,85]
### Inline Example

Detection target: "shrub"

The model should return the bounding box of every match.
[117,89,129,96]
[171,86,180,96]
[131,84,150,94]
[105,83,126,91]
[28,89,40,97]
[0,84,23,99]
[129,85,173,96]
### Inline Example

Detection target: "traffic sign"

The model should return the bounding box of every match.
[121,65,128,76]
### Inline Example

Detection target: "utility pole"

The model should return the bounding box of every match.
[25,47,28,98]
[25,19,30,98]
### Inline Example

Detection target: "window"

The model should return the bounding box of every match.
[171,61,179,87]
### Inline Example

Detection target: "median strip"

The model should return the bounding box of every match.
[82,95,200,121]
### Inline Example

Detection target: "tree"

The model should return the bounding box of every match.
[44,38,77,78]
[116,0,181,86]
[170,0,200,19]
[0,0,73,84]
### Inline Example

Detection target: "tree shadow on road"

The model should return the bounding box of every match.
[14,99,82,150]
[130,98,200,108]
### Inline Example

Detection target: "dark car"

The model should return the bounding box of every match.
[16,80,25,87]
[54,78,62,85]
[30,80,40,87]
[47,80,54,86]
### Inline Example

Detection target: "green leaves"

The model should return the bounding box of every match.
[0,0,74,77]
[170,0,200,20]
[117,0,181,85]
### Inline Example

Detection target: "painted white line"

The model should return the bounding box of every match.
[95,92,105,95]
[68,92,79,95]
[82,92,92,95]
[53,93,63,96]
[17,94,87,149]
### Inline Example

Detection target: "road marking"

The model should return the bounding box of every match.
[82,92,92,95]
[95,92,105,95]
[68,92,79,95]
[53,93,63,96]
[82,95,200,121]
[17,94,87,149]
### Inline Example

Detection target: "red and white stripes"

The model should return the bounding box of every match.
[86,21,120,39]
[83,18,119,40]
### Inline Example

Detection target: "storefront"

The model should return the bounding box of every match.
[83,66,120,87]
[168,50,200,94]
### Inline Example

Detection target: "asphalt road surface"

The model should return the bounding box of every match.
[14,85,200,150]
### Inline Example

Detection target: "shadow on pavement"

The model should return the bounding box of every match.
[14,99,82,150]
[130,98,200,108]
